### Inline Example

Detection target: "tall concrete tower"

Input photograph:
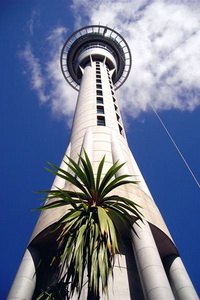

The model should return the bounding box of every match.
[8,25,198,300]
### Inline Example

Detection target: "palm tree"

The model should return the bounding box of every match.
[34,151,143,300]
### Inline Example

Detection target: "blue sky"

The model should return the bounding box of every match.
[1,0,200,298]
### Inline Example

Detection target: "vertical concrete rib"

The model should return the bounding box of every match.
[106,254,132,300]
[52,142,71,189]
[129,149,152,198]
[132,220,174,299]
[81,127,93,162]
[164,255,199,300]
[111,131,130,176]
[7,247,39,300]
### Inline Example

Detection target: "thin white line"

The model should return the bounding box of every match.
[150,103,200,189]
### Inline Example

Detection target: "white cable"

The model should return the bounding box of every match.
[150,103,200,189]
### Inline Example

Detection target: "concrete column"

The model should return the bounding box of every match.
[111,131,130,176]
[164,254,199,300]
[7,247,39,299]
[52,142,71,189]
[72,255,132,300]
[129,149,152,198]
[132,220,174,299]
[107,254,132,300]
[81,127,93,162]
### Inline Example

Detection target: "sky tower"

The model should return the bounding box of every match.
[8,25,198,300]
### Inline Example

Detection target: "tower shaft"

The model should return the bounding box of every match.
[30,57,171,241]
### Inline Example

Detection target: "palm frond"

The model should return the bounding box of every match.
[98,161,126,196]
[95,155,105,190]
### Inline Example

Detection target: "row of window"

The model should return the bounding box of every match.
[96,62,106,126]
[95,62,123,135]
[107,67,124,135]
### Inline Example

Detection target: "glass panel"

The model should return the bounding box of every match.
[97,105,104,114]
[97,97,103,104]
[116,114,120,121]
[97,116,106,126]
[97,90,103,96]
[119,124,123,135]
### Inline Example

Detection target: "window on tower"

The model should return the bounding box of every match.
[97,116,106,126]
[97,105,104,114]
[96,79,101,83]
[97,97,103,104]
[118,124,124,135]
[97,90,103,96]
[96,84,102,89]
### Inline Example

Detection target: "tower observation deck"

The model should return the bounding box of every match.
[8,25,198,300]
[61,25,131,91]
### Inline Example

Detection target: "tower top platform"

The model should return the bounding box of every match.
[60,25,132,91]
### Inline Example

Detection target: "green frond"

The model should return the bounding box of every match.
[95,155,105,190]
[98,161,126,195]
[46,162,91,198]
[101,178,137,199]
[31,200,69,211]
[82,150,95,191]
[64,156,91,192]
[97,206,108,235]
